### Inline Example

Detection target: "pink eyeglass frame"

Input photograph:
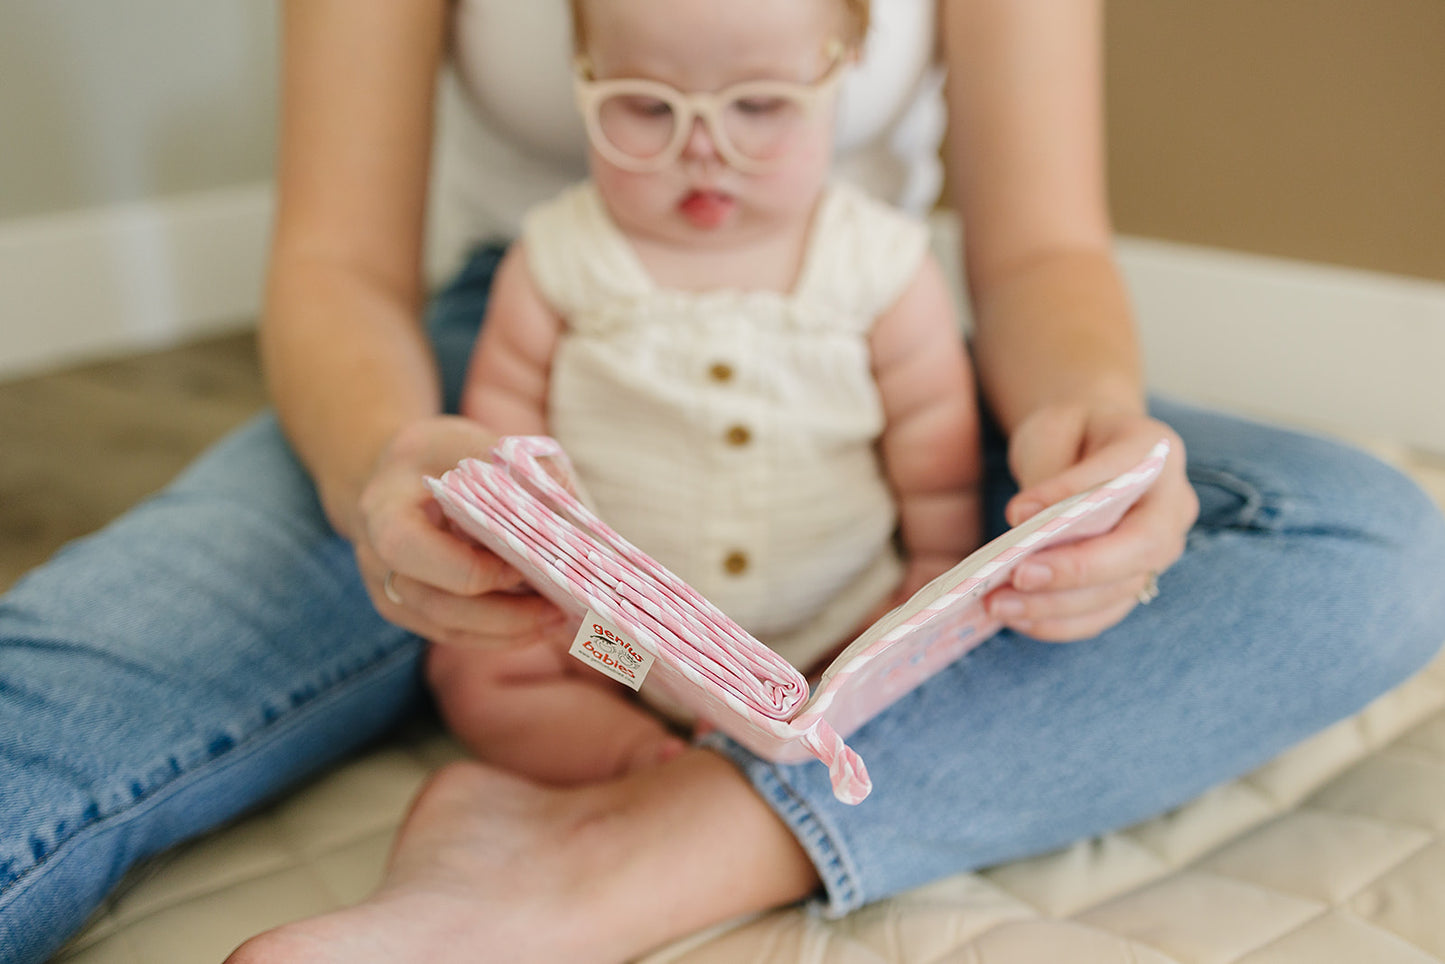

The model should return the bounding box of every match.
[572,43,849,174]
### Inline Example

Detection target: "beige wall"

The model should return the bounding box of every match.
[1106,0,1445,283]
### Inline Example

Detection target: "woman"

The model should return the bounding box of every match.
[3,3,1442,963]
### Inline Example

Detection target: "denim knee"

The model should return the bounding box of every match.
[1353,452,1445,671]
[1194,430,1445,686]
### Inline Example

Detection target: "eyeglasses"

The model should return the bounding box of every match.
[573,45,848,174]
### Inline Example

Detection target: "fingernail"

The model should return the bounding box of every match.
[1014,563,1052,590]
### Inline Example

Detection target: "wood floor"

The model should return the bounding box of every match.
[0,332,267,590]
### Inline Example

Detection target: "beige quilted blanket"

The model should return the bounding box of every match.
[55,452,1445,964]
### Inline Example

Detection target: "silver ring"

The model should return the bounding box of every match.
[1136,571,1161,605]
[383,570,404,605]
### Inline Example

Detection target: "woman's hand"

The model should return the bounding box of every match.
[350,415,570,650]
[985,402,1198,641]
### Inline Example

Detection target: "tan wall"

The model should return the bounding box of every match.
[1106,0,1445,283]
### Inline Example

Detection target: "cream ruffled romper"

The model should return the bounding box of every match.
[524,180,930,671]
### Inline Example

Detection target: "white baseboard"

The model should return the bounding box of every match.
[930,215,1445,455]
[0,183,272,380]
[2,192,1441,453]
[1117,237,1445,455]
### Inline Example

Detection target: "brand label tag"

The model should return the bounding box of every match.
[568,611,654,691]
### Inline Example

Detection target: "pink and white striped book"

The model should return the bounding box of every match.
[427,436,1169,805]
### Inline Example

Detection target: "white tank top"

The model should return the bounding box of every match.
[429,0,944,273]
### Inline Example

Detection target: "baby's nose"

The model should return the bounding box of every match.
[680,115,722,161]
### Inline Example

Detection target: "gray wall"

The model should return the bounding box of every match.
[0,1,278,219]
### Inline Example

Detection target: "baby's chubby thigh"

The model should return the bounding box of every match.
[424,638,686,784]
[426,638,568,737]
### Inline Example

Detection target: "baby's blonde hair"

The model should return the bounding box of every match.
[568,0,870,56]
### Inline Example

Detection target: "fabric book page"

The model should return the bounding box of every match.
[427,436,1169,803]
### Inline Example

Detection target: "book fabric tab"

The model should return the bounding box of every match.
[569,611,654,691]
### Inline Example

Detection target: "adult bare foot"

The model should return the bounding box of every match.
[226,750,819,963]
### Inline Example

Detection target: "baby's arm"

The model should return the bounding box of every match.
[460,241,561,435]
[871,252,984,598]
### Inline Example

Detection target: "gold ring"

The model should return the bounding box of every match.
[1136,572,1160,605]
[383,570,404,605]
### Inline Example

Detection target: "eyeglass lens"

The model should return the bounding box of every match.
[596,91,809,166]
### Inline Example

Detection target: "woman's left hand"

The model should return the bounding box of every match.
[985,402,1198,641]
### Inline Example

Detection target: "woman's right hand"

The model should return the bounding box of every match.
[348,414,571,650]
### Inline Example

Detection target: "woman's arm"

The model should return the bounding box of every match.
[941,0,1197,640]
[265,0,447,537]
[264,0,565,649]
[942,0,1137,429]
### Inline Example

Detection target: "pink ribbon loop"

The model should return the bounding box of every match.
[801,721,872,805]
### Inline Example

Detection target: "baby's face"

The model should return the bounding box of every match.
[579,0,845,250]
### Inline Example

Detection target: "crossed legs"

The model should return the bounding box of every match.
[226,750,818,963]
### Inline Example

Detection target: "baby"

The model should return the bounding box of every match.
[426,0,982,784]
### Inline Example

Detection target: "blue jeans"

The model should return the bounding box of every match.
[3,245,1444,961]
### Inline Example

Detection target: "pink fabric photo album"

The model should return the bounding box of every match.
[427,436,1169,804]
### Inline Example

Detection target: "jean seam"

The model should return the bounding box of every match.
[0,640,420,913]
[1187,463,1288,530]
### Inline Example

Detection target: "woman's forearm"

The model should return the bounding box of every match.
[968,247,1144,435]
[264,0,450,538]
[940,0,1142,434]
[261,258,440,540]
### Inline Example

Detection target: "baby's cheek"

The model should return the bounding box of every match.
[588,155,665,220]
[767,134,834,196]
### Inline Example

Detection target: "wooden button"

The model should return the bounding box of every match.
[708,362,734,383]
[723,550,749,575]
[725,424,751,446]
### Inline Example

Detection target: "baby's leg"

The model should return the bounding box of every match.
[426,640,685,785]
